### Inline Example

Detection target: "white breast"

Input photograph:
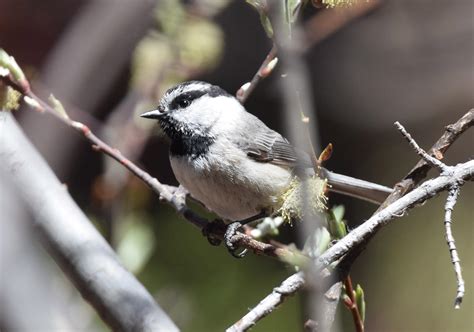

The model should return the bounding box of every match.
[170,139,292,221]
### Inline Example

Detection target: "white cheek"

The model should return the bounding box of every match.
[171,96,244,135]
[199,97,246,135]
[171,106,217,135]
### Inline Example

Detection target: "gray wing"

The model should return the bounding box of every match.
[230,112,393,204]
[233,113,311,168]
[245,131,305,166]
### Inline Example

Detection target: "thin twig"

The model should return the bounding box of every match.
[317,160,473,267]
[226,272,306,332]
[444,186,464,308]
[227,159,474,331]
[229,113,474,329]
[394,121,447,172]
[396,121,466,308]
[1,73,308,261]
[236,44,278,104]
[381,109,474,209]
[343,276,364,332]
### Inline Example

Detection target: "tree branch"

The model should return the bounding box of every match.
[226,272,305,332]
[0,112,179,332]
[394,121,448,172]
[236,43,278,104]
[380,109,474,209]
[395,121,467,308]
[444,186,464,309]
[1,72,297,260]
[227,138,474,331]
[343,276,364,332]
[317,159,473,268]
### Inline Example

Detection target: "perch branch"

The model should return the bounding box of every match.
[0,73,304,261]
[228,130,474,330]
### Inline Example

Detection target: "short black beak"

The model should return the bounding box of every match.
[140,106,166,119]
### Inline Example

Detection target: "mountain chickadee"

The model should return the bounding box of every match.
[141,81,392,255]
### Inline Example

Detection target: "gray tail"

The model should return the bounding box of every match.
[319,168,393,205]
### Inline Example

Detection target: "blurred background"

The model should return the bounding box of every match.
[0,0,473,331]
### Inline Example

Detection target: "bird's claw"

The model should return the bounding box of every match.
[202,220,248,258]
[224,222,248,258]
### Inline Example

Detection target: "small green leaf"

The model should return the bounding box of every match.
[285,0,302,24]
[48,94,69,119]
[246,0,274,38]
[328,214,346,239]
[331,205,345,222]
[259,12,274,38]
[336,220,347,238]
[279,245,311,268]
[355,284,366,322]
[0,49,26,82]
[316,227,331,254]
[0,49,10,69]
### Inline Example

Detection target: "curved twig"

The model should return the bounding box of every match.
[0,73,301,260]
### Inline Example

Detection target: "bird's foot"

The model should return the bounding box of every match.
[202,219,225,246]
[224,222,248,258]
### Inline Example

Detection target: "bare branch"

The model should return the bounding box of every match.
[317,159,473,268]
[236,44,278,104]
[444,186,464,309]
[1,72,311,262]
[394,114,470,309]
[226,272,305,332]
[381,109,474,208]
[394,121,448,172]
[228,159,474,330]
[0,112,179,332]
[343,277,364,332]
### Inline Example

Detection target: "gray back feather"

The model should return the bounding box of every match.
[232,111,312,169]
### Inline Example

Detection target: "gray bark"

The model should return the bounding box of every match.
[0,111,179,332]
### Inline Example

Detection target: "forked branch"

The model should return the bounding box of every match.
[227,115,473,331]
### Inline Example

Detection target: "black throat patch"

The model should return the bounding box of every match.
[170,134,215,159]
[158,114,215,159]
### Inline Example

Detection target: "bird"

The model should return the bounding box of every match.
[141,81,392,256]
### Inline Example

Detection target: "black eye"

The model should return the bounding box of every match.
[177,96,190,108]
[169,90,207,110]
[170,94,191,110]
